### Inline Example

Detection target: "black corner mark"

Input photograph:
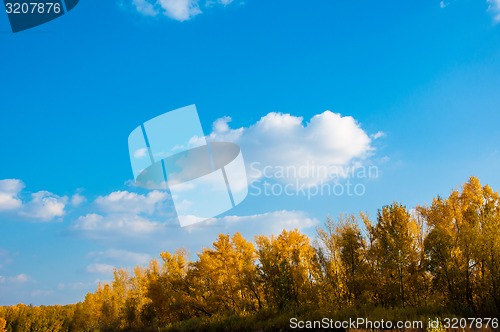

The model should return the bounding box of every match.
[4,0,79,33]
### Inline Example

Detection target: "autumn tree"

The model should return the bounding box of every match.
[0,317,6,332]
[188,233,262,316]
[145,250,192,326]
[335,215,369,306]
[419,176,500,316]
[315,215,369,309]
[314,216,344,310]
[256,229,316,311]
[366,203,425,308]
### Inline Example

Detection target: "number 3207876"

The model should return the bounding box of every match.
[5,2,61,14]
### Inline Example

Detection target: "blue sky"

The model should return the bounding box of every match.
[1,0,500,305]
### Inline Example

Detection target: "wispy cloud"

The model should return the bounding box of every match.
[157,210,318,249]
[439,1,500,22]
[86,263,115,275]
[129,0,239,21]
[0,249,13,270]
[199,210,319,237]
[73,213,165,238]
[371,131,386,140]
[0,273,29,284]
[31,290,53,297]
[132,0,159,16]
[487,0,500,22]
[71,193,86,207]
[95,190,169,215]
[89,249,151,265]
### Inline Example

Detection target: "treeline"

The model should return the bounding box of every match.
[1,177,499,331]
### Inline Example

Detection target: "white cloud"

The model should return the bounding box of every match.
[19,191,67,221]
[71,190,176,240]
[69,111,376,236]
[213,116,232,133]
[0,180,68,221]
[0,179,24,211]
[207,111,375,185]
[158,0,201,21]
[487,0,500,21]
[89,249,151,265]
[95,190,169,215]
[86,264,115,275]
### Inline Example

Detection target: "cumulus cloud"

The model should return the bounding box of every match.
[71,110,377,236]
[0,179,24,211]
[0,179,68,221]
[19,191,67,221]
[206,111,375,185]
[71,190,177,240]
